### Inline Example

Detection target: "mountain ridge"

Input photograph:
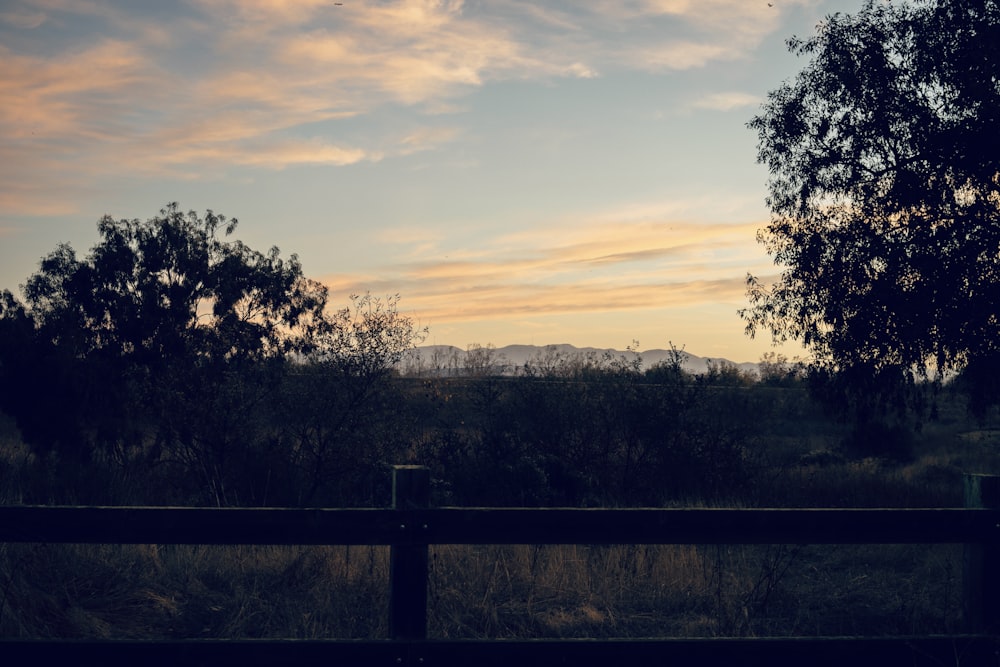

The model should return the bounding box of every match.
[400,343,761,375]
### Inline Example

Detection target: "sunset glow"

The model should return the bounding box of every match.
[0,0,860,361]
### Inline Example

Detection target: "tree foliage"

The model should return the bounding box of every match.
[742,0,1000,409]
[0,204,424,504]
[21,203,328,365]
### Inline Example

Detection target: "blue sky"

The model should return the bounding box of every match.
[0,0,866,362]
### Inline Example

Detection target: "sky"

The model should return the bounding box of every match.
[0,0,869,363]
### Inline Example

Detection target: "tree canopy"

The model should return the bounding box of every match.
[20,203,328,365]
[742,0,1000,408]
[0,204,424,503]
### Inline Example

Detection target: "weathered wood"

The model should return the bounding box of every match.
[964,473,1000,633]
[390,465,430,640]
[0,636,996,667]
[2,465,999,664]
[410,636,1000,666]
[0,506,399,544]
[416,507,1000,545]
[0,639,401,666]
[0,506,997,545]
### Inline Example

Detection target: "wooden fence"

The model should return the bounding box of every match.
[0,465,997,666]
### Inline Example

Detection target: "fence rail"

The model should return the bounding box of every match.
[1,506,996,545]
[0,465,998,666]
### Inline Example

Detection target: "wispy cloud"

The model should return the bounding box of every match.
[0,35,163,216]
[638,42,735,71]
[691,91,761,111]
[0,179,81,217]
[0,8,46,29]
[581,0,808,71]
[399,126,463,155]
[321,211,769,325]
[390,277,752,321]
[0,0,798,215]
[329,271,753,324]
[155,138,376,170]
[0,40,153,140]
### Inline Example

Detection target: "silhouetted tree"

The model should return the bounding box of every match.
[742,0,1000,417]
[0,204,328,503]
[274,294,427,506]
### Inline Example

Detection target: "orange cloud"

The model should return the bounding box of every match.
[0,37,163,215]
[0,9,46,29]
[318,213,772,328]
[328,273,752,323]
[0,0,797,216]
[150,136,376,171]
[0,185,80,218]
[0,40,152,140]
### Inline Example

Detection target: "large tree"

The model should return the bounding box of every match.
[0,204,425,504]
[20,203,328,366]
[742,0,1000,411]
[0,204,327,475]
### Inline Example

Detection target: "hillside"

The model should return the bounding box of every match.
[398,343,760,376]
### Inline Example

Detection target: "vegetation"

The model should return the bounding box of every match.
[742,0,1000,418]
[1,336,998,639]
[3,0,1000,638]
[0,204,424,507]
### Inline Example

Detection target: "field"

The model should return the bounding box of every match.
[1,368,999,640]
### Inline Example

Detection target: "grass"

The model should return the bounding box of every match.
[0,387,996,641]
[0,543,390,639]
[0,540,962,640]
[425,542,961,639]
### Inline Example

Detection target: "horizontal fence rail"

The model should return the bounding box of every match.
[1,636,997,667]
[0,466,998,667]
[0,506,998,545]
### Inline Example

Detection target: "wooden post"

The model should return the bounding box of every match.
[390,465,430,641]
[964,473,1000,633]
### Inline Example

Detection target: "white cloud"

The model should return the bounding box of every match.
[638,42,736,70]
[691,91,761,111]
[399,126,462,154]
[565,62,599,78]
[158,138,376,170]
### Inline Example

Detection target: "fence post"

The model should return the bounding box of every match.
[390,465,430,641]
[964,473,1000,633]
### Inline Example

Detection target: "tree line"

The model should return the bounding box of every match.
[2,0,998,506]
[0,204,425,506]
[0,201,810,508]
[743,0,1000,422]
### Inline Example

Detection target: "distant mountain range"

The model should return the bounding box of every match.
[399,344,760,376]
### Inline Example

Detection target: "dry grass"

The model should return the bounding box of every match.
[0,543,390,639]
[0,539,962,640]
[0,394,991,641]
[426,542,961,639]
